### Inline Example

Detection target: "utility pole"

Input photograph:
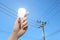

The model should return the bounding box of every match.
[36,18,46,40]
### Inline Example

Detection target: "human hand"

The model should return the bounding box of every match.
[8,14,28,40]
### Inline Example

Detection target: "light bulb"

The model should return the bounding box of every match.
[18,8,27,18]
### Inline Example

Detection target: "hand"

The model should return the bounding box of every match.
[8,14,28,40]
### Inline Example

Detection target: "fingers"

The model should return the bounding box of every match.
[18,18,22,29]
[23,24,28,30]
[24,13,28,17]
[22,17,27,23]
[22,20,27,29]
[22,17,28,30]
[16,16,28,30]
[13,17,21,32]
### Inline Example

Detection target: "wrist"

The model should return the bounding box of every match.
[8,32,18,40]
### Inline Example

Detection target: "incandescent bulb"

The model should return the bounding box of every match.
[18,8,27,18]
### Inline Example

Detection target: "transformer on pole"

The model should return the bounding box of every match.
[36,18,46,40]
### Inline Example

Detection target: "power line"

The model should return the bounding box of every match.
[0,4,38,32]
[0,30,10,34]
[0,3,39,40]
[45,0,60,21]
[0,3,38,36]
[0,2,17,13]
[47,29,60,37]
[0,2,38,28]
[0,7,37,28]
[0,10,37,40]
[0,9,16,18]
[0,2,36,25]
[0,6,17,17]
[45,0,57,15]
[0,10,37,29]
[0,1,60,39]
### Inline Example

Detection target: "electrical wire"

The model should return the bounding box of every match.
[0,1,60,40]
[36,0,60,40]
[0,9,16,18]
[0,7,37,28]
[0,30,10,34]
[45,0,59,21]
[0,2,39,36]
[0,2,38,28]
[47,29,60,37]
[0,2,17,13]
[0,2,39,40]
[0,2,36,25]
[0,9,37,40]
[0,6,17,18]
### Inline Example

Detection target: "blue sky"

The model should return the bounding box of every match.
[0,0,60,40]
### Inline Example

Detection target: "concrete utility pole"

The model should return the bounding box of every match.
[36,18,46,40]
